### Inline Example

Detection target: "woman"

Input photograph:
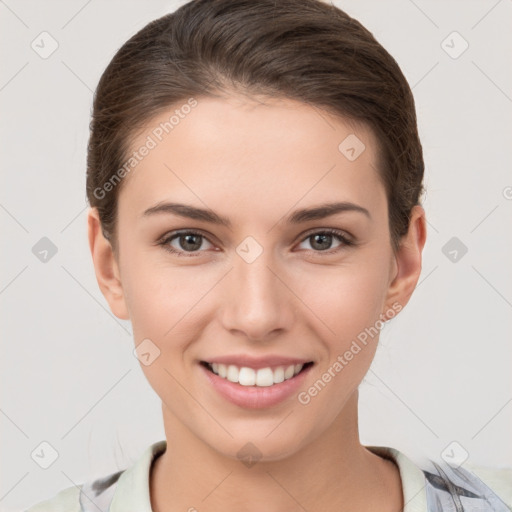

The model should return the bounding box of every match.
[26,0,511,511]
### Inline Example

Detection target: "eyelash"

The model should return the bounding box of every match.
[157,228,355,258]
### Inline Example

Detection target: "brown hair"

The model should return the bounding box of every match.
[86,0,425,254]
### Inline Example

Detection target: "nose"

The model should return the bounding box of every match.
[220,247,296,343]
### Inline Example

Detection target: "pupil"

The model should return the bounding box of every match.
[181,234,201,251]
[312,234,331,251]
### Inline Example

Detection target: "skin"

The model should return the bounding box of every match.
[88,93,426,512]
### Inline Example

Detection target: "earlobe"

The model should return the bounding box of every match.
[87,207,130,320]
[383,205,427,318]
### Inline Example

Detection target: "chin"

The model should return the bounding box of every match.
[204,425,312,465]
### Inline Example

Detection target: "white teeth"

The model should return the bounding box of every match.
[208,362,307,386]
[226,365,239,383]
[217,363,227,378]
[255,367,274,387]
[238,367,256,386]
[284,365,295,380]
[273,366,285,384]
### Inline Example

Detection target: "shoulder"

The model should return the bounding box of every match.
[422,460,512,512]
[23,440,166,512]
[24,468,125,512]
[24,485,82,512]
[366,445,512,511]
[466,463,512,509]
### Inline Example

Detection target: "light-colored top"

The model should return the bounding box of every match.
[25,440,512,512]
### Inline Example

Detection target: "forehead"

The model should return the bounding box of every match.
[118,94,385,223]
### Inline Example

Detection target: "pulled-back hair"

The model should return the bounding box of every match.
[86,0,425,253]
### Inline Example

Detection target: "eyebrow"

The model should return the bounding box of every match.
[142,201,371,228]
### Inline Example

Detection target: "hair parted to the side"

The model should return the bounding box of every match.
[86,0,425,254]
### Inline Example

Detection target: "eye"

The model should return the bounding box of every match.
[297,228,354,254]
[157,228,354,258]
[158,230,215,257]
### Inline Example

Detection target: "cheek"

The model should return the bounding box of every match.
[122,257,221,386]
[297,259,390,347]
[118,235,201,335]
[124,246,390,350]
[126,269,199,344]
[293,263,390,418]
[123,264,205,407]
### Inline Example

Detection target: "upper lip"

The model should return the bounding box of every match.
[201,355,313,370]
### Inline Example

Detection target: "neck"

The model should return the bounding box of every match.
[150,391,403,512]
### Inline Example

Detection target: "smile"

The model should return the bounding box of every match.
[201,361,313,387]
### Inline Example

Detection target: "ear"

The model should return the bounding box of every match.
[382,205,427,318]
[87,207,130,320]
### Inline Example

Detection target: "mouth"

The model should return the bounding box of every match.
[200,360,314,387]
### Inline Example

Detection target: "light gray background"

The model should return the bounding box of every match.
[1,1,511,510]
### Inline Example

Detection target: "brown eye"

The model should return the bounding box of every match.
[310,233,335,251]
[297,229,354,253]
[176,233,203,252]
[159,230,214,256]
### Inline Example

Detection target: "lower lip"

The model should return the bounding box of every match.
[200,363,313,409]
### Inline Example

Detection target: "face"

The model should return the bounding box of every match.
[89,94,424,462]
